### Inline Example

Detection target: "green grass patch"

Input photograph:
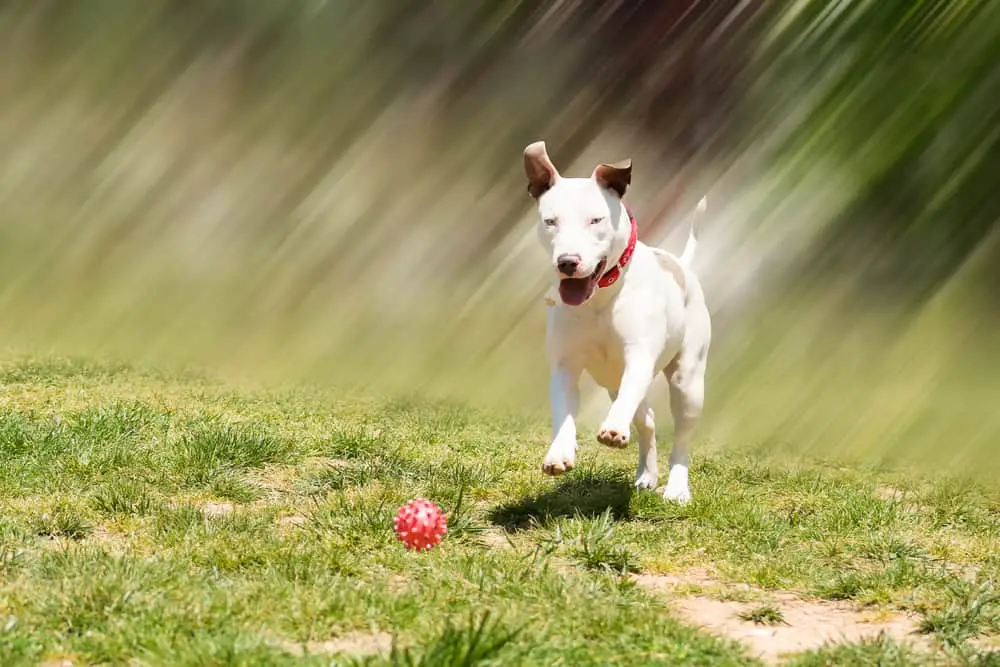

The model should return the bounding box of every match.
[0,353,997,664]
[738,603,788,626]
[786,634,919,666]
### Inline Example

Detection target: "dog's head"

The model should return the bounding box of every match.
[523,141,632,306]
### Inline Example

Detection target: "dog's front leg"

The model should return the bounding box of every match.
[542,364,581,476]
[597,351,656,449]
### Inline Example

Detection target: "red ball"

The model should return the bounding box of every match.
[393,498,447,551]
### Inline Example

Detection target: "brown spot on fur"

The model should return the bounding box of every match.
[649,247,687,292]
[663,354,680,379]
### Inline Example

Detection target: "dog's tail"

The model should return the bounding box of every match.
[678,196,707,267]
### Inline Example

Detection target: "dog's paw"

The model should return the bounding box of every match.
[596,424,630,449]
[663,465,691,504]
[662,483,691,505]
[634,470,659,490]
[541,445,576,476]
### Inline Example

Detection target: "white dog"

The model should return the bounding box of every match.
[523,141,711,503]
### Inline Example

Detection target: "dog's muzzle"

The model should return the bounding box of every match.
[558,258,607,306]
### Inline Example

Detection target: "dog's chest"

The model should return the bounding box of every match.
[555,307,625,389]
[583,338,625,389]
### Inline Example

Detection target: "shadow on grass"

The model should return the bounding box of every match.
[489,466,634,531]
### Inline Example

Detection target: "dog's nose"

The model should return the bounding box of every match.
[557,254,581,277]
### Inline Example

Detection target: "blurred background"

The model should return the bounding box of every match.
[0,1,997,475]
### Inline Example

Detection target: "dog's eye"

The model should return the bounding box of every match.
[543,218,557,227]
[591,217,604,225]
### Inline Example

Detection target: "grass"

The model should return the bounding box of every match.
[0,354,998,665]
[917,579,1000,648]
[347,613,522,667]
[785,634,920,666]
[739,604,788,626]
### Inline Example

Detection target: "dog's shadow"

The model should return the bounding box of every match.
[489,467,634,532]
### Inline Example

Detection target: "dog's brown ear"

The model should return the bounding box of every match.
[593,159,632,198]
[523,141,559,198]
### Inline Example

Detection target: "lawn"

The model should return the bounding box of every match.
[0,355,998,666]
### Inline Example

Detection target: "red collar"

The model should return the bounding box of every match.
[597,202,638,288]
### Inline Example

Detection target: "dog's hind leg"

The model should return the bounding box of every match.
[663,351,706,504]
[603,388,658,489]
[632,400,659,490]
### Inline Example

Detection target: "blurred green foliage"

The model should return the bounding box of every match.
[756,0,1000,301]
[0,1,996,473]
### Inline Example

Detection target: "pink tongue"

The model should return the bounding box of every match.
[559,278,591,306]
